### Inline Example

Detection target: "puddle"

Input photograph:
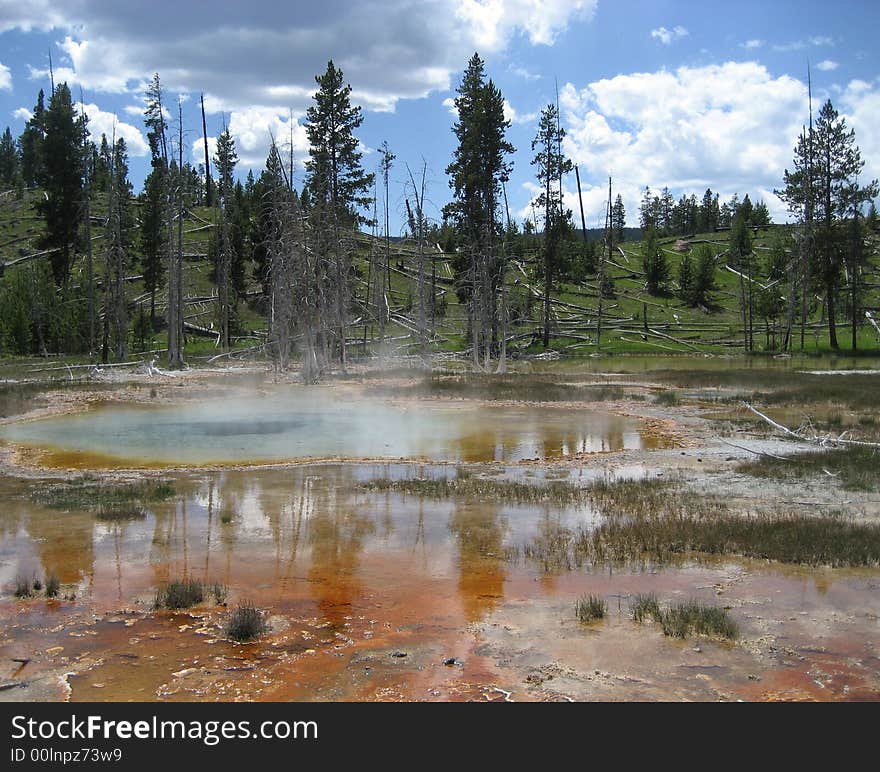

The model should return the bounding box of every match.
[0,389,671,467]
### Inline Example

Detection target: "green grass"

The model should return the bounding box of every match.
[659,601,738,640]
[366,374,625,402]
[225,602,268,642]
[34,479,175,511]
[737,445,879,491]
[631,593,662,623]
[654,389,680,406]
[154,579,205,610]
[579,510,880,568]
[630,594,737,640]
[361,476,589,506]
[575,594,607,622]
[95,504,147,521]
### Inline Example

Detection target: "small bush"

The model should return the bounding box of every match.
[45,574,60,598]
[575,594,607,622]
[154,579,205,610]
[32,575,42,592]
[14,576,31,598]
[225,602,268,642]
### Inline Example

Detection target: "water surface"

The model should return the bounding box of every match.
[0,389,667,466]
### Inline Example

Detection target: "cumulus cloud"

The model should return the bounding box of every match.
[4,1,601,180]
[816,60,839,72]
[456,0,597,48]
[78,103,150,156]
[193,108,310,174]
[10,1,595,117]
[741,39,764,50]
[838,79,880,189]
[503,99,537,125]
[0,63,11,90]
[556,62,812,223]
[13,106,32,121]
[650,26,688,46]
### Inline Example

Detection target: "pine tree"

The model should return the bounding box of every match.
[639,186,655,230]
[779,99,878,350]
[692,244,716,308]
[19,89,46,187]
[531,102,572,348]
[0,127,19,186]
[700,188,719,232]
[304,60,375,370]
[444,52,514,366]
[752,200,771,227]
[642,227,667,294]
[101,137,133,362]
[730,213,754,350]
[677,251,694,305]
[139,166,165,328]
[611,194,626,243]
[212,127,239,350]
[659,187,674,234]
[36,83,84,288]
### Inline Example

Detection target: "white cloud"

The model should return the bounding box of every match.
[839,79,880,191]
[742,39,764,50]
[456,0,597,48]
[78,103,150,157]
[508,64,541,82]
[192,107,310,174]
[13,107,33,121]
[0,63,11,90]
[558,61,812,223]
[8,1,597,116]
[816,60,839,72]
[650,26,688,46]
[503,99,537,125]
[773,35,834,53]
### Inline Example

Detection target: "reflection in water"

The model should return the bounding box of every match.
[1,391,669,466]
[0,466,587,620]
[448,501,507,623]
[1,464,877,702]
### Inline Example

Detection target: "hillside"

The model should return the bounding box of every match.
[1,187,879,365]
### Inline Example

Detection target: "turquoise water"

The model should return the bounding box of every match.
[0,389,664,465]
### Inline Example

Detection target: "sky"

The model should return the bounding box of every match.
[1,0,878,234]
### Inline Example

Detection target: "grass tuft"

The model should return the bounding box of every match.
[659,601,738,640]
[34,479,175,511]
[361,476,589,506]
[14,576,32,598]
[737,445,879,491]
[154,579,205,610]
[45,574,60,598]
[655,389,680,406]
[225,602,268,642]
[631,593,662,623]
[575,594,606,622]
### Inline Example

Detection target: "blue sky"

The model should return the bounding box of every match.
[1,0,878,233]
